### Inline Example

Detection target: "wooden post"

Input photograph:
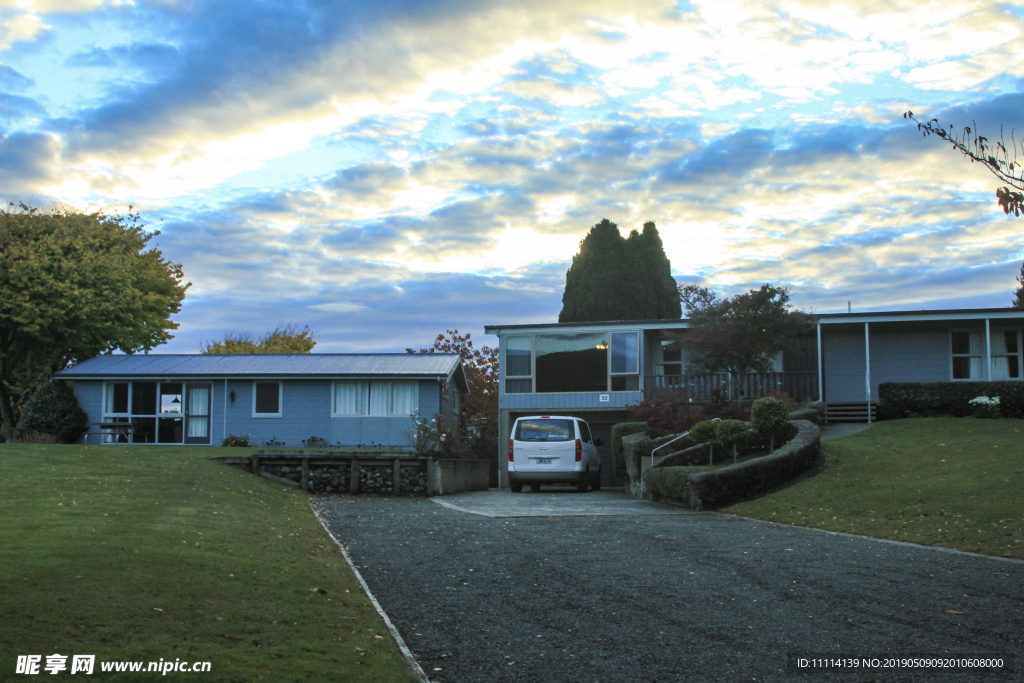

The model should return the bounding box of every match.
[392,458,401,495]
[350,457,359,494]
[301,457,309,492]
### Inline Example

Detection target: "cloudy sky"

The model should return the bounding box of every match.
[3,0,1024,353]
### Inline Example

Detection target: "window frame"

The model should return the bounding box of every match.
[990,328,1022,381]
[609,331,640,392]
[252,381,283,418]
[331,380,420,417]
[949,329,984,381]
[504,335,534,394]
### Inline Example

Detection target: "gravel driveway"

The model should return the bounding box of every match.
[314,493,1023,683]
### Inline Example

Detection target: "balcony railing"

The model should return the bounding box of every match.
[643,372,818,402]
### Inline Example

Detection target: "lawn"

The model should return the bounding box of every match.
[726,417,1024,559]
[0,444,418,683]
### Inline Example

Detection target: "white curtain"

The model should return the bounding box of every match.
[369,382,390,416]
[390,381,418,415]
[188,387,209,416]
[187,417,208,438]
[992,356,1010,380]
[968,332,984,379]
[335,382,367,415]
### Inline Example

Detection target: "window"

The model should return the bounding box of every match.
[610,332,639,391]
[505,336,532,394]
[102,381,210,444]
[332,381,419,416]
[951,331,983,380]
[992,330,1021,380]
[253,382,282,417]
[535,333,608,393]
[515,419,573,441]
[578,420,593,444]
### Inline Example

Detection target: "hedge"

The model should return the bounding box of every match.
[611,422,649,482]
[877,381,1024,420]
[642,420,820,510]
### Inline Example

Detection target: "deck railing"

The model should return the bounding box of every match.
[643,372,818,402]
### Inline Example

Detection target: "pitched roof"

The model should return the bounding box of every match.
[55,353,468,391]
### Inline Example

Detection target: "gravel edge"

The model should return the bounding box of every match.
[309,499,432,683]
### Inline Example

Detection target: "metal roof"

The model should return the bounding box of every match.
[55,353,467,388]
[484,308,1024,333]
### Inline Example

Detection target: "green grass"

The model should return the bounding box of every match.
[726,418,1024,558]
[0,444,417,682]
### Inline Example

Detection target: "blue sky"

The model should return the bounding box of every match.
[3,0,1024,353]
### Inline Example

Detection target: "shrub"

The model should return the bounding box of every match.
[302,436,329,448]
[221,434,251,447]
[626,388,705,436]
[17,432,59,444]
[878,381,1024,419]
[687,420,718,444]
[763,389,797,410]
[611,422,649,482]
[14,381,88,444]
[407,413,475,458]
[751,397,790,449]
[968,396,1000,419]
[715,419,749,463]
[261,437,285,447]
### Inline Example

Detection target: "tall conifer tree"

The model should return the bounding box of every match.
[559,219,681,322]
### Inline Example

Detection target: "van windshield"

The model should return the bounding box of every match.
[515,419,573,442]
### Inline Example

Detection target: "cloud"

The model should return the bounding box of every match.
[0,63,33,90]
[308,301,369,313]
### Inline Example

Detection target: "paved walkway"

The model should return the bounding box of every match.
[431,489,693,517]
[820,421,873,441]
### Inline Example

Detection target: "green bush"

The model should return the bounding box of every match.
[877,381,1024,420]
[611,422,649,482]
[751,397,790,436]
[715,420,748,450]
[14,381,88,444]
[687,420,718,444]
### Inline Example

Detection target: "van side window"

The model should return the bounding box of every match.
[578,420,593,444]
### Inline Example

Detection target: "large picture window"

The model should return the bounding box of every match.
[102,381,211,444]
[333,381,419,416]
[535,333,608,393]
[951,331,983,380]
[610,332,639,391]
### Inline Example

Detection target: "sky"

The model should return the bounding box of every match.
[3,0,1024,354]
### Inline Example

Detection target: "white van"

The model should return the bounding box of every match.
[508,416,602,493]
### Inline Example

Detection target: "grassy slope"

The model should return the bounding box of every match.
[0,444,417,683]
[726,418,1024,558]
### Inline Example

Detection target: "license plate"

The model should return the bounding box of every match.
[536,458,552,464]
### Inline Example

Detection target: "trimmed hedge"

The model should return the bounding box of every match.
[877,382,1024,420]
[751,397,789,436]
[15,381,89,444]
[655,442,712,467]
[611,422,649,482]
[643,420,820,510]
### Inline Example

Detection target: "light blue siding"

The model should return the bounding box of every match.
[824,327,959,402]
[419,380,440,417]
[71,381,103,443]
[500,391,642,411]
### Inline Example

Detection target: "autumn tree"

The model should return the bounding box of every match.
[407,330,498,456]
[0,204,188,441]
[681,283,811,399]
[200,324,317,354]
[905,112,1024,216]
[559,219,681,322]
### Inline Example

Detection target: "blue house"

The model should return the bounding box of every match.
[485,307,1024,488]
[55,354,468,448]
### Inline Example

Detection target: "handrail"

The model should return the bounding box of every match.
[649,418,721,467]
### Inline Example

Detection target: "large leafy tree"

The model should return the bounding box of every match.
[681,283,810,398]
[0,205,189,441]
[200,324,317,354]
[905,112,1024,216]
[407,330,498,454]
[559,219,681,322]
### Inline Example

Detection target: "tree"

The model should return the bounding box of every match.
[559,219,681,323]
[14,380,88,444]
[406,330,498,457]
[682,284,811,399]
[904,111,1024,216]
[200,324,317,354]
[1013,262,1024,309]
[0,204,188,442]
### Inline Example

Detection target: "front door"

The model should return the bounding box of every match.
[184,384,212,445]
